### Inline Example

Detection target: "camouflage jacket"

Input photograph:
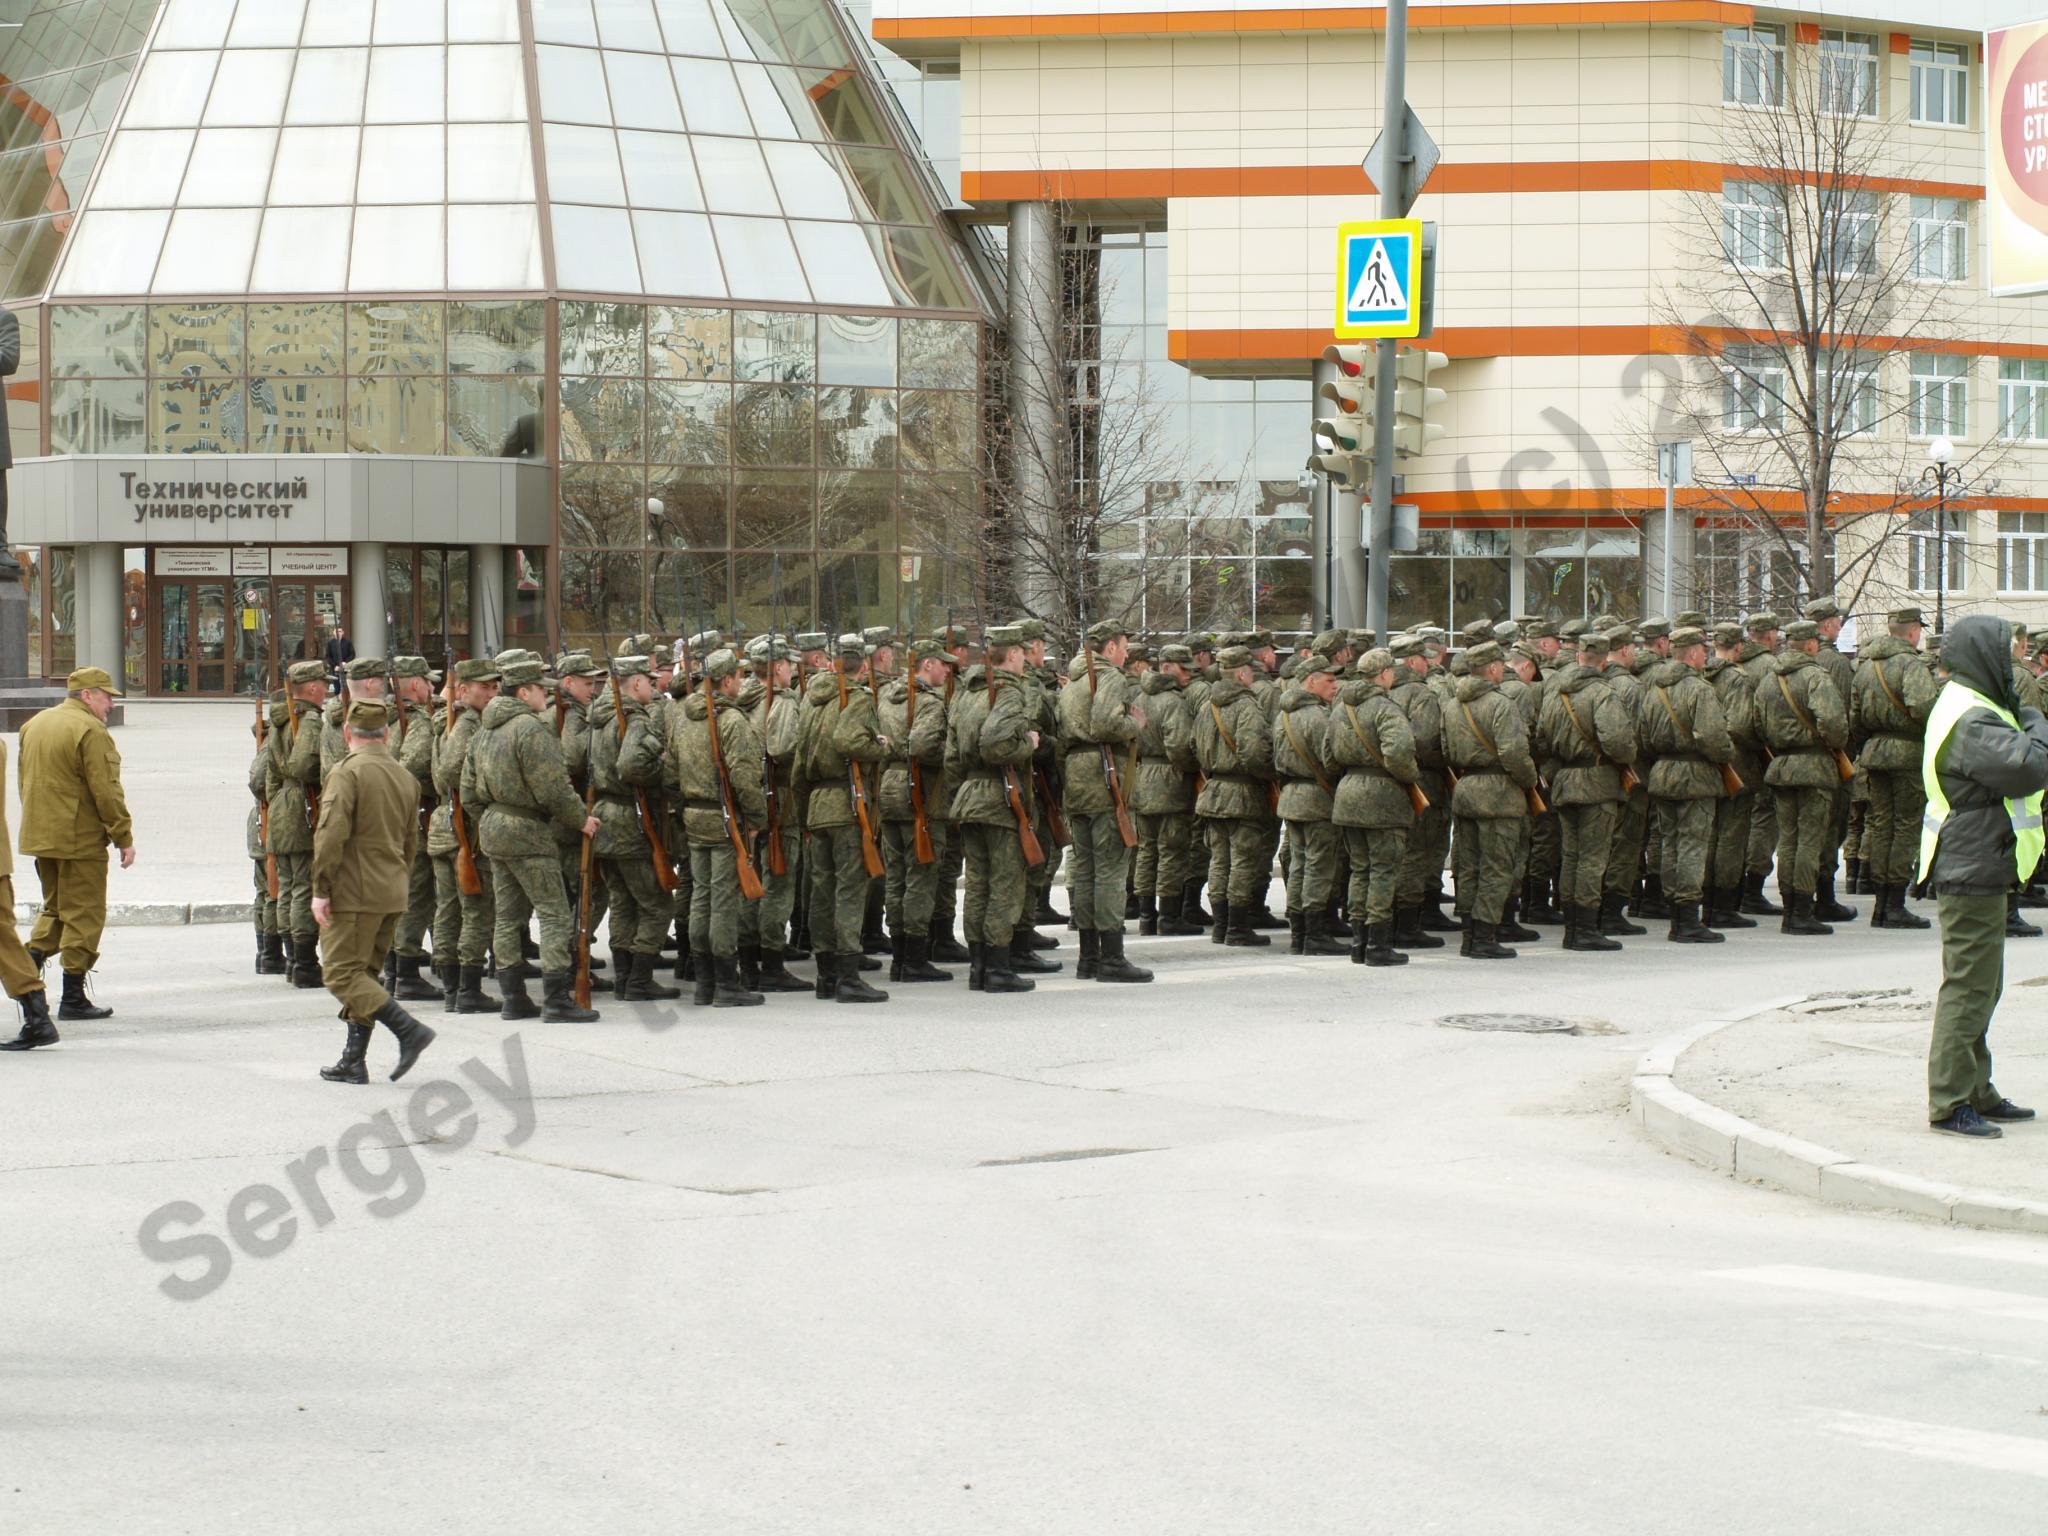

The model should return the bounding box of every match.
[1131,669,1193,815]
[1326,679,1418,830]
[1192,677,1272,821]
[428,707,481,858]
[246,743,269,861]
[745,675,801,839]
[1537,665,1637,807]
[1851,637,1938,773]
[1639,659,1734,800]
[588,689,666,859]
[878,674,950,823]
[944,669,1035,828]
[553,695,593,793]
[1443,674,1537,817]
[464,695,588,858]
[1759,649,1848,789]
[798,671,887,830]
[1057,651,1143,818]
[1389,668,1448,786]
[673,689,765,847]
[393,700,436,801]
[1271,687,1334,822]
[265,695,324,854]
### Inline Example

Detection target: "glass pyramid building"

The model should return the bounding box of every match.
[0,0,992,679]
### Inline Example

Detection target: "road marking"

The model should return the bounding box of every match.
[1713,1264,2048,1323]
[1944,1239,2048,1270]
[1823,1411,2048,1479]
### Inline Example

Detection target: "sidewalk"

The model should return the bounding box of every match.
[1640,982,2048,1230]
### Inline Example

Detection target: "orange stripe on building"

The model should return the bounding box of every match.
[1401,487,2048,515]
[1169,324,2048,363]
[875,0,1754,41]
[959,160,1983,204]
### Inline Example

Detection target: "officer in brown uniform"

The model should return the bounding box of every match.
[0,717,58,1049]
[312,700,436,1086]
[20,666,134,1020]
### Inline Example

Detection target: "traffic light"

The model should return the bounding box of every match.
[1322,343,1371,380]
[1310,375,1372,489]
[1392,347,1448,460]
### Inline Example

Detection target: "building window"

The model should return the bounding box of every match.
[1910,39,1970,126]
[1908,509,1969,594]
[1722,181,1784,270]
[1821,190,1880,277]
[1999,512,2048,592]
[1818,30,1880,117]
[1723,24,1786,106]
[1910,196,1969,283]
[1908,353,1971,438]
[1722,347,1788,433]
[1821,352,1878,436]
[1999,358,2048,441]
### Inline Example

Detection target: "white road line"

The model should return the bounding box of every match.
[1712,1265,2048,1324]
[1944,1239,2048,1270]
[1823,1411,2048,1479]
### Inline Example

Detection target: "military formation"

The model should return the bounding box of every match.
[207,589,2042,1079]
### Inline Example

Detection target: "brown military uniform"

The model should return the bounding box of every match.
[314,734,421,1023]
[20,694,134,977]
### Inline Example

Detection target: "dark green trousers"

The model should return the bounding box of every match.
[1204,815,1268,906]
[1339,824,1405,924]
[881,818,941,937]
[1557,801,1618,911]
[1865,770,1927,888]
[1453,815,1528,923]
[741,826,800,951]
[1282,819,1338,910]
[805,824,869,955]
[602,850,669,953]
[1604,786,1650,899]
[1067,809,1132,931]
[1931,892,2009,1121]
[688,842,743,958]
[1773,786,1834,894]
[1136,810,1193,900]
[1654,797,1715,904]
[959,821,1026,945]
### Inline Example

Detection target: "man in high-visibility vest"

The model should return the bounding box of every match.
[1917,614,2048,1138]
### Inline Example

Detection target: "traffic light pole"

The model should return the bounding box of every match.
[1364,0,1406,636]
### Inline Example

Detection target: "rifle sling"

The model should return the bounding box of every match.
[1773,671,1834,750]
[1279,708,1335,797]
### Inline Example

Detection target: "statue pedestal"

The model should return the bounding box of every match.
[0,581,100,729]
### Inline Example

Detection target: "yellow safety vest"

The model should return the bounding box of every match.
[1917,680,2046,882]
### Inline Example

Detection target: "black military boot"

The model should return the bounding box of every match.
[320,1021,372,1084]
[980,943,1034,994]
[1095,930,1153,982]
[290,936,323,989]
[374,999,438,1079]
[1138,893,1158,936]
[1738,871,1783,916]
[0,988,58,1051]
[1076,930,1100,979]
[1844,857,1865,894]
[1287,910,1306,955]
[1815,877,1857,923]
[258,932,288,975]
[712,954,764,1007]
[1466,920,1516,959]
[1326,901,1352,940]
[1705,888,1756,929]
[1497,900,1540,943]
[498,967,540,1021]
[2021,880,2048,909]
[1034,890,1063,927]
[814,953,838,1000]
[1363,922,1407,967]
[834,956,889,1003]
[1182,883,1213,926]
[1635,873,1672,920]
[1870,885,1894,929]
[1349,923,1369,964]
[253,927,267,975]
[753,947,811,993]
[887,931,904,983]
[1567,904,1623,952]
[930,925,971,964]
[1522,877,1563,925]
[1224,908,1271,947]
[1010,933,1063,973]
[1667,901,1724,944]
[392,954,443,1001]
[1597,894,1646,937]
[863,923,890,958]
[1210,900,1230,944]
[434,964,458,1008]
[1125,889,1140,921]
[692,950,716,1006]
[1393,905,1444,950]
[1783,892,1834,936]
[1301,911,1347,956]
[541,970,600,1022]
[1018,922,1059,952]
[1157,896,1201,937]
[2007,895,2042,938]
[451,965,497,1014]
[966,942,986,992]
[1887,885,1931,930]
[1458,916,1474,957]
[1248,901,1288,931]
[622,951,683,1001]
[57,972,112,1020]
[898,934,952,983]
[1420,890,1460,932]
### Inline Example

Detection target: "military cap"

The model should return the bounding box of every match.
[618,633,657,658]
[686,629,724,654]
[1124,641,1151,664]
[1309,629,1346,657]
[827,631,860,654]
[1491,620,1520,645]
[66,665,123,696]
[1888,605,1925,627]
[1576,632,1611,657]
[1636,618,1670,640]
[342,700,389,732]
[1157,643,1193,665]
[1803,597,1842,622]
[495,649,546,687]
[1213,630,1250,649]
[1604,626,1638,648]
[1674,610,1707,629]
[698,647,738,682]
[1086,618,1127,647]
[1015,618,1047,642]
[1216,644,1254,670]
[344,656,386,680]
[861,625,894,649]
[933,623,973,647]
[985,623,1024,647]
[1590,612,1619,630]
[389,655,431,680]
[793,631,829,652]
[453,657,499,683]
[1669,625,1707,649]
[1250,629,1276,650]
[1464,640,1504,667]
[1784,618,1820,642]
[1297,656,1337,676]
[287,659,327,685]
[746,635,793,662]
[612,654,653,680]
[1358,646,1396,675]
[1509,641,1544,667]
[1184,632,1216,653]
[556,650,605,678]
[1347,628,1378,649]
[1519,616,1559,640]
[1461,619,1496,641]
[1558,618,1589,640]
[268,688,286,706]
[909,640,954,667]
[1743,611,1780,633]
[1710,621,1745,647]
[2030,627,2048,651]
[1388,633,1426,659]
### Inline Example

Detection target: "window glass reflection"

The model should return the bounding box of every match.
[449,375,541,456]
[559,300,645,375]
[50,377,145,453]
[732,381,811,465]
[560,376,646,461]
[150,376,246,452]
[52,304,146,378]
[733,468,812,549]
[448,300,545,374]
[648,305,730,379]
[350,301,444,374]
[347,375,446,452]
[900,389,973,472]
[249,302,344,376]
[646,379,729,463]
[732,309,813,381]
[817,470,893,551]
[647,465,730,547]
[561,464,644,545]
[901,318,976,390]
[251,375,346,452]
[150,302,244,377]
[817,386,895,469]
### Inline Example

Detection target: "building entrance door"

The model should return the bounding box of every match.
[149,572,347,696]
[152,578,231,695]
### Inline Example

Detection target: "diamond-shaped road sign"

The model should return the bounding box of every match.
[1361,106,1440,217]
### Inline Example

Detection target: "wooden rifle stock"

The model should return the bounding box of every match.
[1034,768,1071,847]
[574,778,595,1010]
[444,670,484,898]
[760,652,787,878]
[257,692,278,898]
[1406,781,1431,816]
[705,678,766,901]
[610,692,679,895]
[1719,760,1747,797]
[989,654,1046,867]
[1081,645,1137,848]
[1525,783,1549,816]
[907,669,935,865]
[836,659,886,877]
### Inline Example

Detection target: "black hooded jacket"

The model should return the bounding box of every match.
[1927,614,2048,895]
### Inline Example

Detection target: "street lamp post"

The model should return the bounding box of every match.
[1923,437,1958,637]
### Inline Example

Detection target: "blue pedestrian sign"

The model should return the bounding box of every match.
[1335,218,1422,339]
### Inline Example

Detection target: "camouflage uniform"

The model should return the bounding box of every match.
[1704,625,1764,923]
[1441,644,1538,951]
[740,636,806,983]
[1601,637,1652,912]
[1058,624,1146,939]
[1326,657,1418,960]
[1758,623,1850,931]
[878,646,954,977]
[385,656,442,997]
[1272,660,1343,954]
[265,659,329,983]
[1132,647,1197,933]
[1640,634,1736,932]
[246,717,281,973]
[1192,647,1275,944]
[673,649,767,1003]
[552,651,610,970]
[944,635,1040,991]
[1804,598,1859,918]
[588,655,680,1000]
[1388,641,1451,942]
[430,659,498,999]
[798,639,890,998]
[1851,612,1938,921]
[1740,616,1785,904]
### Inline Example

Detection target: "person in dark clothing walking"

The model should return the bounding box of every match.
[1918,614,2048,1139]
[323,626,355,676]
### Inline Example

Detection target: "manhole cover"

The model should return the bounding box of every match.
[1436,1012,1576,1034]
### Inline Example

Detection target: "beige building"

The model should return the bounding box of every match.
[876,0,2048,636]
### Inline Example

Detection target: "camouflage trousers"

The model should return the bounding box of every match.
[274,851,314,941]
[931,821,963,933]
[1653,796,1715,904]
[1773,786,1834,895]
[1397,794,1451,907]
[959,820,1027,946]
[742,826,801,952]
[602,847,671,954]
[1710,792,1755,894]
[1820,782,1852,885]
[1067,810,1132,931]
[805,824,870,956]
[1605,786,1650,900]
[1528,809,1561,879]
[1282,819,1338,911]
[394,845,436,958]
[494,852,575,975]
[433,851,495,967]
[561,840,609,950]
[1862,768,1927,888]
[1556,801,1618,911]
[1453,815,1528,924]
[251,859,278,936]
[1746,786,1779,877]
[1135,811,1194,901]
[1339,825,1407,925]
[881,818,942,937]
[688,842,745,958]
[1203,814,1269,907]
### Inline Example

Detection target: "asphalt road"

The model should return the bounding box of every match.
[5,916,2045,1534]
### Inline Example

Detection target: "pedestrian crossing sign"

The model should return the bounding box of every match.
[1335,218,1422,339]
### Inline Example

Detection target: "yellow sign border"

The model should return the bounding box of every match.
[1334,218,1423,340]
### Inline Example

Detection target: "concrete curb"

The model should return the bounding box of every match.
[15,901,250,928]
[1632,994,2048,1234]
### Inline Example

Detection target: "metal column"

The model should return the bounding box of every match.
[78,542,122,679]
[349,541,386,658]
[1006,200,1063,621]
[470,542,505,657]
[1363,0,1408,637]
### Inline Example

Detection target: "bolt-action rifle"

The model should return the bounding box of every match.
[706,668,766,901]
[759,558,787,877]
[257,685,278,899]
[446,647,483,898]
[838,638,886,878]
[987,630,1045,868]
[1082,639,1138,849]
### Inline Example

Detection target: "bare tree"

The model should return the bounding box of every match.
[1650,35,2015,618]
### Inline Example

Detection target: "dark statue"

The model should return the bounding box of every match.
[0,307,17,580]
